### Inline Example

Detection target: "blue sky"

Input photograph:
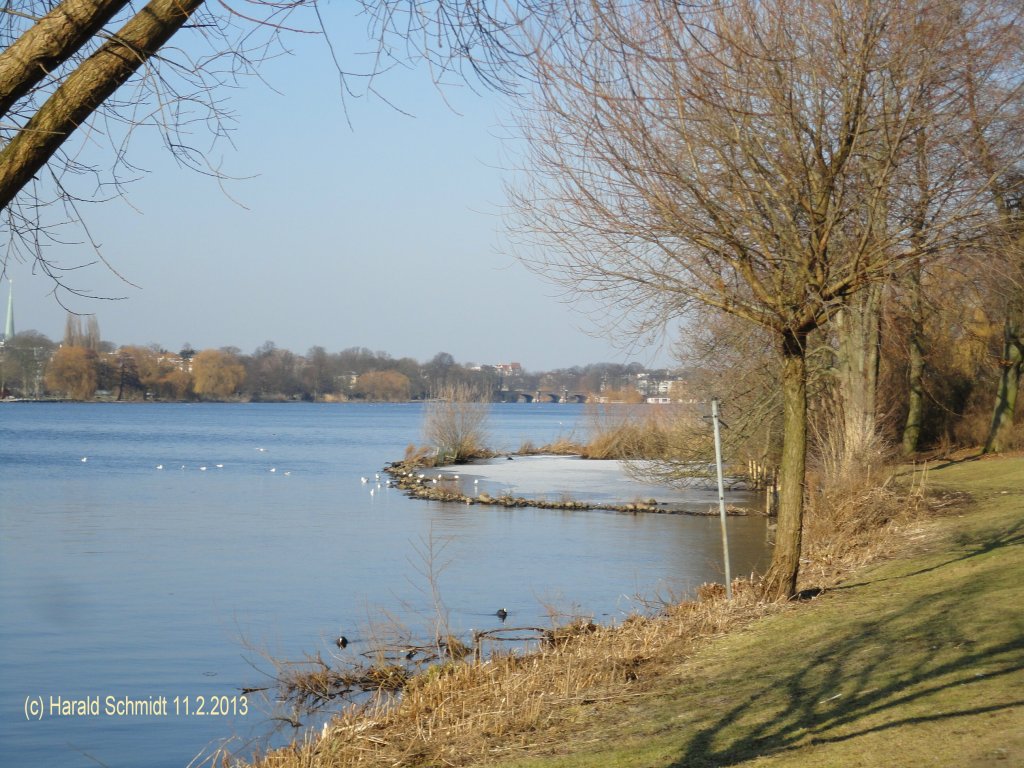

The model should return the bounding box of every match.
[3,7,676,371]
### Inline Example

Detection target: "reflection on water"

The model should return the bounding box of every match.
[0,403,769,767]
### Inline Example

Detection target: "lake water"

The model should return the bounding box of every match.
[0,402,770,767]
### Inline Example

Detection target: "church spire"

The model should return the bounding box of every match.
[3,280,13,344]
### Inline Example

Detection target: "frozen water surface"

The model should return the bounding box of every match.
[452,454,753,511]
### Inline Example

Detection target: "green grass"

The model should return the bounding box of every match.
[491,456,1024,768]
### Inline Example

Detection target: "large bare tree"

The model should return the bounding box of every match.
[511,0,1019,598]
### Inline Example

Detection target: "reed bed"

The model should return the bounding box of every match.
[239,582,775,768]
[517,437,586,455]
[579,405,672,460]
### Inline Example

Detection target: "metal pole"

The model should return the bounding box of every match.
[711,398,733,599]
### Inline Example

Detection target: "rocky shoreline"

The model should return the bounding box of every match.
[382,458,761,516]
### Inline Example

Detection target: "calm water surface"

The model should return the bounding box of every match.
[0,402,769,767]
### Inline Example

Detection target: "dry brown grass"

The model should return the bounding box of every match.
[518,436,586,455]
[539,436,586,454]
[274,654,412,713]
[517,439,538,454]
[580,405,672,460]
[798,462,932,588]
[239,581,778,768]
[401,443,437,467]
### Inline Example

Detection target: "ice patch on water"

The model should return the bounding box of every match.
[447,454,747,511]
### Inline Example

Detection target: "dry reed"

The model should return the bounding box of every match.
[580,404,673,460]
[240,582,775,768]
[798,462,932,587]
[539,436,586,454]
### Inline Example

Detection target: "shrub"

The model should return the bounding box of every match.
[423,383,490,463]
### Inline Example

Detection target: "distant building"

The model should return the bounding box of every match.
[493,362,523,377]
[633,370,689,401]
[157,354,192,373]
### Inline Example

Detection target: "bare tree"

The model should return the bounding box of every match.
[981,190,1024,453]
[510,0,1017,598]
[897,129,936,456]
[963,35,1024,454]
[897,9,1024,455]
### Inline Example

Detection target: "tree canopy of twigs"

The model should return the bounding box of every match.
[0,0,534,301]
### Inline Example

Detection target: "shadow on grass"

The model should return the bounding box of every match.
[833,517,1024,592]
[667,547,1024,767]
[928,452,985,471]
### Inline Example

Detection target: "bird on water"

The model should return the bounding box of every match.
[496,608,508,621]
[335,635,349,648]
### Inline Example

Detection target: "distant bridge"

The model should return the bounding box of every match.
[498,391,587,404]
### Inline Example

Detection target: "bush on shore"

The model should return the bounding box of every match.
[423,383,491,463]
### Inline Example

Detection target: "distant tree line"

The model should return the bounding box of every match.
[0,320,674,404]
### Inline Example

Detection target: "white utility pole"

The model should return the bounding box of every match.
[711,397,733,599]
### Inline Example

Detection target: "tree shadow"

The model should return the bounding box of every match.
[668,571,1024,767]
[833,518,1024,591]
[928,452,985,471]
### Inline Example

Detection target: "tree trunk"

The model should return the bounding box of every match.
[984,308,1023,453]
[0,0,131,120]
[762,330,807,600]
[0,0,205,210]
[901,263,926,455]
[834,283,882,473]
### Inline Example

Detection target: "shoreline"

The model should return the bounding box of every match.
[384,453,764,516]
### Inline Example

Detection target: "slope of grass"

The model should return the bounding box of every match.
[495,456,1024,768]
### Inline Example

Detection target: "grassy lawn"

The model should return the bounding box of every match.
[495,457,1024,768]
